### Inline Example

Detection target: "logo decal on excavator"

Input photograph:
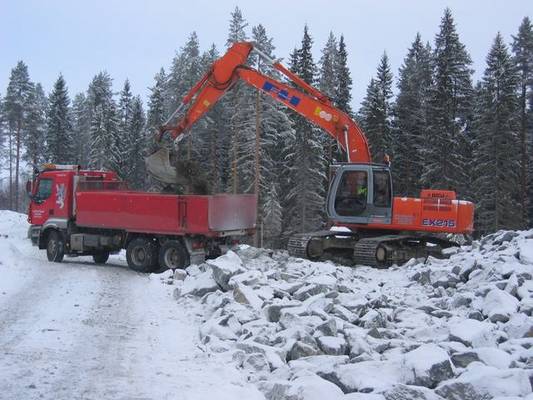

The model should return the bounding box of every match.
[422,218,456,228]
[262,82,300,106]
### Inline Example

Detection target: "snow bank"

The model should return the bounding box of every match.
[168,230,533,399]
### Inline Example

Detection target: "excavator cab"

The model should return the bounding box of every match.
[327,164,393,225]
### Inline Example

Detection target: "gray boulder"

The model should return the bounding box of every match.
[404,344,454,388]
[317,335,348,356]
[384,384,445,400]
[450,352,480,368]
[316,318,337,337]
[288,340,321,361]
[207,250,245,291]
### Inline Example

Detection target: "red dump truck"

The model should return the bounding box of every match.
[26,164,257,272]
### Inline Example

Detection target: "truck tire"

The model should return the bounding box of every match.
[46,230,65,263]
[157,240,190,273]
[126,238,158,273]
[93,252,110,264]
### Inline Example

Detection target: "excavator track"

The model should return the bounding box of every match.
[288,231,458,268]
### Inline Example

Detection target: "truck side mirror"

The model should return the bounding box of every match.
[26,180,35,200]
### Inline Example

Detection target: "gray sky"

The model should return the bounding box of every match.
[1,0,531,109]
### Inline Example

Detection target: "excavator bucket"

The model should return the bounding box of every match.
[145,147,178,185]
[145,147,210,194]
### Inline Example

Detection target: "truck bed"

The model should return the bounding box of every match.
[75,190,257,236]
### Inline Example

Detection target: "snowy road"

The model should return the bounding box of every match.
[0,211,263,400]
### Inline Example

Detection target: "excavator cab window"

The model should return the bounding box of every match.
[373,170,392,207]
[334,171,368,216]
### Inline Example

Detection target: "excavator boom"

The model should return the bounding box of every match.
[158,41,371,163]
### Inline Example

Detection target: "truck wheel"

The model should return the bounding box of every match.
[93,252,110,264]
[126,238,158,273]
[157,240,190,272]
[46,230,65,263]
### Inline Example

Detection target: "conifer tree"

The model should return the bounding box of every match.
[225,7,253,194]
[146,68,167,154]
[115,79,134,178]
[422,8,473,196]
[393,34,432,196]
[359,53,393,163]
[86,72,119,170]
[125,96,146,188]
[46,74,73,163]
[512,17,533,226]
[3,61,33,210]
[71,93,90,166]
[473,33,521,233]
[24,83,47,168]
[334,35,353,116]
[284,25,326,235]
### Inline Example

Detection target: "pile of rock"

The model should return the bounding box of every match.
[169,230,533,400]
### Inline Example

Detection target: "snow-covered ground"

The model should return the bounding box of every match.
[0,211,263,400]
[1,210,532,400]
[172,230,533,400]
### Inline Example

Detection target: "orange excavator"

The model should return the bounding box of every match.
[148,41,474,267]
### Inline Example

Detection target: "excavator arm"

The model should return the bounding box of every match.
[158,41,371,164]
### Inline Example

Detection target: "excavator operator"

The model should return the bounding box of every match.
[335,171,368,216]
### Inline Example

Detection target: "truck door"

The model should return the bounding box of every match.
[29,177,55,226]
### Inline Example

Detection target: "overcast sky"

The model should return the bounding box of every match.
[1,0,531,109]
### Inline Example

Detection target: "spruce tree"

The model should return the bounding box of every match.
[334,35,353,116]
[422,8,473,196]
[126,96,146,188]
[359,53,393,163]
[86,72,119,170]
[512,17,533,226]
[71,93,90,166]
[473,33,521,233]
[115,79,134,178]
[3,61,33,210]
[146,68,167,153]
[393,34,432,196]
[284,25,326,235]
[46,74,73,163]
[24,83,48,167]
[225,7,253,194]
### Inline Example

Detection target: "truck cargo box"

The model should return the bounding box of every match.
[75,189,257,236]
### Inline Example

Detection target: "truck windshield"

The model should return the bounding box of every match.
[35,178,53,200]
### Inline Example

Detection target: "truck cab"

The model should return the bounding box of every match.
[27,164,119,244]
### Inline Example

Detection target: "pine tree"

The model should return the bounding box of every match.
[334,35,353,116]
[24,83,48,168]
[512,17,533,227]
[71,93,90,166]
[3,61,33,211]
[359,52,393,163]
[473,33,521,233]
[284,25,327,235]
[46,74,73,163]
[393,34,433,196]
[86,72,119,170]
[422,8,473,196]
